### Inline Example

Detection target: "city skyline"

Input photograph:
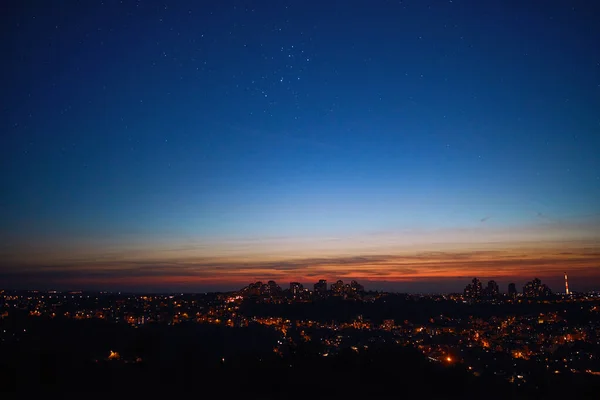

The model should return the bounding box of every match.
[2,1,599,292]
[0,259,594,294]
[2,221,599,292]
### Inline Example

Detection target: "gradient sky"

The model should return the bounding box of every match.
[2,0,599,293]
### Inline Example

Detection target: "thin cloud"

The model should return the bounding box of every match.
[2,245,599,289]
[536,212,552,221]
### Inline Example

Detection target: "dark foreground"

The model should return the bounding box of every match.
[1,316,599,398]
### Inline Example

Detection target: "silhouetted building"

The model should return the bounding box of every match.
[344,283,352,293]
[314,279,327,295]
[290,282,303,296]
[508,283,517,297]
[267,280,280,295]
[247,281,263,296]
[523,278,552,297]
[331,280,344,295]
[464,278,483,298]
[350,280,364,292]
[485,280,499,297]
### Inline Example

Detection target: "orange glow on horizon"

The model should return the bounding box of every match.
[25,244,600,291]
[3,234,600,291]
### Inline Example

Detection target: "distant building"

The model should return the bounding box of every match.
[464,278,483,299]
[523,278,552,297]
[289,282,303,296]
[314,279,327,295]
[508,283,517,297]
[331,280,344,295]
[350,280,364,292]
[485,280,499,297]
[247,282,263,296]
[267,280,280,295]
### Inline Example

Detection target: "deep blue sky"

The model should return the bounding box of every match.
[1,1,599,291]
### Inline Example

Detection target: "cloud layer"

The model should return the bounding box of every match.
[2,242,599,293]
[2,218,599,292]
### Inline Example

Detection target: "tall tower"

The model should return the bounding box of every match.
[564,272,569,295]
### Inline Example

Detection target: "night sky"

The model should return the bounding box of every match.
[2,0,600,293]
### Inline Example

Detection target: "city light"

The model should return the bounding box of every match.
[2,274,599,392]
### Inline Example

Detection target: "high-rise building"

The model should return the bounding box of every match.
[247,281,263,296]
[350,280,364,292]
[564,272,570,295]
[289,282,303,296]
[314,279,327,295]
[267,280,280,295]
[464,278,483,298]
[485,280,499,297]
[508,283,517,297]
[523,278,552,297]
[331,280,344,295]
